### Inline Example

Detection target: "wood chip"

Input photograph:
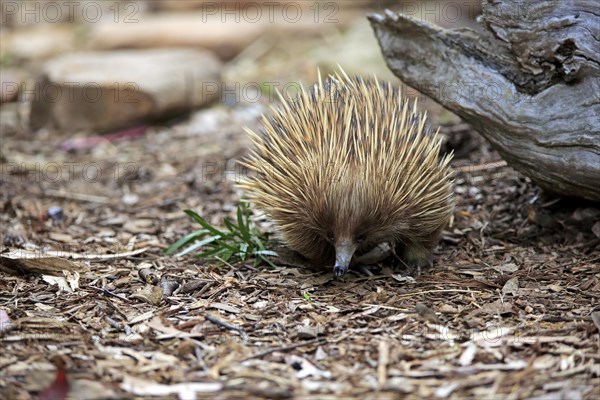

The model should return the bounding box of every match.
[130,285,163,306]
[502,277,519,295]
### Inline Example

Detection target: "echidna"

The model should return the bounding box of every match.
[238,68,454,276]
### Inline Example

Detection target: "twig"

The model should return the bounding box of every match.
[205,313,247,340]
[243,338,325,361]
[193,343,210,374]
[104,316,127,332]
[394,289,483,298]
[45,189,110,203]
[88,285,131,303]
[213,256,235,269]
[364,304,410,312]
[378,340,389,387]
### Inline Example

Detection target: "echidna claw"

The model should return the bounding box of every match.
[333,265,348,277]
[412,256,434,275]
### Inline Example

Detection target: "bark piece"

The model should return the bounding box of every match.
[369,2,600,201]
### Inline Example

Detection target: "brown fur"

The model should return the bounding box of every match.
[238,68,454,270]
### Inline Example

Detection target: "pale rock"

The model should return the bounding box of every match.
[1,25,75,60]
[88,9,340,60]
[30,48,221,131]
[88,12,265,60]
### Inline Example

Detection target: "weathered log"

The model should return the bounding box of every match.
[368,1,600,201]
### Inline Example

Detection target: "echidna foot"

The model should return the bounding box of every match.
[411,255,434,275]
[403,243,434,274]
[355,242,393,265]
[354,264,375,277]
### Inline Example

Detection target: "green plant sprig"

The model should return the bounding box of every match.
[166,202,278,268]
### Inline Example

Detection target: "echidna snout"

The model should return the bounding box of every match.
[333,238,356,277]
[238,68,454,276]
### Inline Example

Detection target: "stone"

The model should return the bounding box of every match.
[1,25,75,61]
[30,48,222,132]
[88,8,340,60]
[88,12,265,60]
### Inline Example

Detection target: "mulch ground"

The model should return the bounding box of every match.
[1,96,599,399]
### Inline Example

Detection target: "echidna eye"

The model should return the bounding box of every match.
[356,233,366,244]
[326,233,334,242]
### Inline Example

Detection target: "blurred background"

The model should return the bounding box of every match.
[1,0,483,133]
[1,0,487,242]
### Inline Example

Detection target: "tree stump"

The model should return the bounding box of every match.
[368,1,600,201]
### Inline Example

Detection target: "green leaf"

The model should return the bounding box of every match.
[165,229,210,255]
[172,203,277,268]
[175,235,221,257]
[249,235,262,249]
[254,250,278,257]
[237,203,251,241]
[211,239,237,252]
[223,218,242,238]
[238,242,249,260]
[260,257,278,269]
[220,248,235,262]
[183,209,224,237]
[195,246,226,259]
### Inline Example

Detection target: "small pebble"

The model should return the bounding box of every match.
[47,206,64,222]
[122,193,139,205]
